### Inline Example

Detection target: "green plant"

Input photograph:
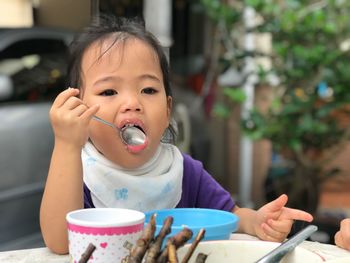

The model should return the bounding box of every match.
[201,0,350,212]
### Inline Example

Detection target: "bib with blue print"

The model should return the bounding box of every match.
[82,141,183,212]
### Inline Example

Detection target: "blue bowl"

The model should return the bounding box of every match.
[144,208,239,243]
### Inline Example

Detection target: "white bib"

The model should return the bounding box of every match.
[82,142,184,212]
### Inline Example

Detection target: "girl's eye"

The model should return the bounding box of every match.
[100,89,117,96]
[142,87,158,94]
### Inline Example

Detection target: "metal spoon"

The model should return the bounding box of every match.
[255,224,318,263]
[92,115,146,146]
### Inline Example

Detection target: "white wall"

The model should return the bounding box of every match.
[0,0,33,27]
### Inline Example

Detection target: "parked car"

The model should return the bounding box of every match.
[0,27,74,251]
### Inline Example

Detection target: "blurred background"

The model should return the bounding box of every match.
[0,0,349,251]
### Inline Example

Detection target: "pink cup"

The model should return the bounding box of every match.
[66,208,145,263]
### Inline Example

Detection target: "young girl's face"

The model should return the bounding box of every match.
[80,36,172,168]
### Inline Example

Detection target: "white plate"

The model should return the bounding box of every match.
[177,240,324,263]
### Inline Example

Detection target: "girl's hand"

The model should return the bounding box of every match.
[50,88,100,148]
[335,218,350,250]
[254,194,313,242]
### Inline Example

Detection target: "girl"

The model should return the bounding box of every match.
[40,15,313,254]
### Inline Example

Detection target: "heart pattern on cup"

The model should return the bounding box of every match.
[68,229,142,262]
[100,242,108,249]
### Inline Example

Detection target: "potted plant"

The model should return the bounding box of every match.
[201,0,350,213]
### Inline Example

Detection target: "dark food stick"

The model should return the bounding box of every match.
[181,228,206,263]
[78,243,96,263]
[128,213,157,263]
[145,216,174,263]
[156,227,193,263]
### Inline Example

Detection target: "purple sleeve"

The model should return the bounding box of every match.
[83,184,95,208]
[176,154,235,212]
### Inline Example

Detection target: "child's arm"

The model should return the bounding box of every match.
[40,140,84,254]
[233,194,313,242]
[40,88,99,254]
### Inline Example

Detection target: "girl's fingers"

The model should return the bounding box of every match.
[81,104,100,120]
[340,218,350,234]
[73,104,91,117]
[52,87,99,121]
[62,101,99,121]
[266,218,291,233]
[280,208,313,222]
[334,231,344,248]
[52,88,79,108]
[58,97,84,112]
[263,194,288,213]
[261,221,288,242]
[337,219,350,250]
[53,88,93,117]
[50,88,99,128]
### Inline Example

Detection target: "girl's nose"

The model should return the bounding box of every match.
[120,94,142,112]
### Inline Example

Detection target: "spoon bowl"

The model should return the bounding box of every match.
[92,116,146,146]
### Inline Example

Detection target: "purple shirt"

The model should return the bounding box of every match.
[84,153,235,212]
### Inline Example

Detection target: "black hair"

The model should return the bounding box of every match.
[67,14,176,143]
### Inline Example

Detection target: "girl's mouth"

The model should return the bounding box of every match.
[120,123,148,153]
[119,119,148,152]
[120,122,147,147]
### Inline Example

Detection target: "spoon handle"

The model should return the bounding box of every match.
[92,116,119,130]
[255,225,318,263]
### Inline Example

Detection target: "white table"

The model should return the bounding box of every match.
[1,234,350,262]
